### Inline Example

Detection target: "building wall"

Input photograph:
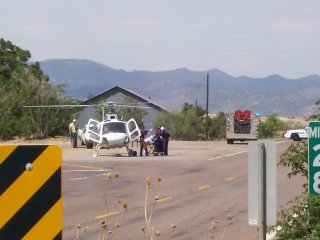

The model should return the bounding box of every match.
[76,90,166,131]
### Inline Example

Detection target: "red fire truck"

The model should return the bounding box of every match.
[225,110,259,144]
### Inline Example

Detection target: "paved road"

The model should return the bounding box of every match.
[61,139,306,240]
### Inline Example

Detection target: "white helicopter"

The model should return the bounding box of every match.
[25,101,146,158]
[82,102,142,157]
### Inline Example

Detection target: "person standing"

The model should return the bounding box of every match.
[153,127,164,154]
[139,127,148,156]
[69,119,78,148]
[161,127,170,155]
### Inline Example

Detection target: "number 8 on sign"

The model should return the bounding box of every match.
[313,172,320,193]
[312,145,320,194]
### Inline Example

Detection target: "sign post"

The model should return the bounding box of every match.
[308,121,320,194]
[248,141,276,240]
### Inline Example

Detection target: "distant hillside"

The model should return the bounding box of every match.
[40,59,320,116]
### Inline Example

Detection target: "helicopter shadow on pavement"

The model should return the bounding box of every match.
[95,153,130,158]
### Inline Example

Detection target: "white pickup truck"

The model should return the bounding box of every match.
[284,127,308,141]
[78,125,94,148]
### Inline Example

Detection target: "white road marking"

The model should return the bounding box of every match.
[156,196,173,203]
[207,140,289,161]
[226,176,236,181]
[64,169,110,172]
[197,185,210,190]
[208,150,247,161]
[64,173,108,181]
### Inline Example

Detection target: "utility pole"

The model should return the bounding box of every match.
[206,73,209,117]
[206,73,209,140]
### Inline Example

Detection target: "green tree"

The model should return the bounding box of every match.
[116,96,148,128]
[259,114,284,139]
[0,38,31,82]
[181,102,206,117]
[270,142,320,239]
[176,108,204,140]
[22,63,78,138]
[154,103,225,141]
[154,105,204,140]
[0,38,76,139]
[0,39,31,139]
[208,112,226,140]
[153,111,174,131]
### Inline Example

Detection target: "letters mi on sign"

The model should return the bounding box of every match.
[308,122,320,194]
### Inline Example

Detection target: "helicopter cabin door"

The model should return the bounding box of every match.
[126,118,141,142]
[85,119,102,143]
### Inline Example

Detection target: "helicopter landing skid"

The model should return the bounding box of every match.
[93,144,102,158]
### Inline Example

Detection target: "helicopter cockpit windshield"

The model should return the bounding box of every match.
[102,122,126,134]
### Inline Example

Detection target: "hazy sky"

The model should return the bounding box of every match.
[1,0,320,78]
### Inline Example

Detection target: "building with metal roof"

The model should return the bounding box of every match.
[77,86,169,130]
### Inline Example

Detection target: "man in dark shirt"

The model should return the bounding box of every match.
[139,127,148,156]
[160,127,170,155]
[153,127,164,154]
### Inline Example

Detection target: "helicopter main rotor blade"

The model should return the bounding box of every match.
[116,104,152,109]
[24,104,92,108]
[24,102,152,109]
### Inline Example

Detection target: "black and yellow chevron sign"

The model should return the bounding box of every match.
[0,145,62,240]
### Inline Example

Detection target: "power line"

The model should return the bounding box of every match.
[9,37,320,54]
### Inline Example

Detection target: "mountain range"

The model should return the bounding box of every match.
[39,59,320,116]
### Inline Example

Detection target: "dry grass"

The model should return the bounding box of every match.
[278,116,308,129]
[260,116,308,129]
